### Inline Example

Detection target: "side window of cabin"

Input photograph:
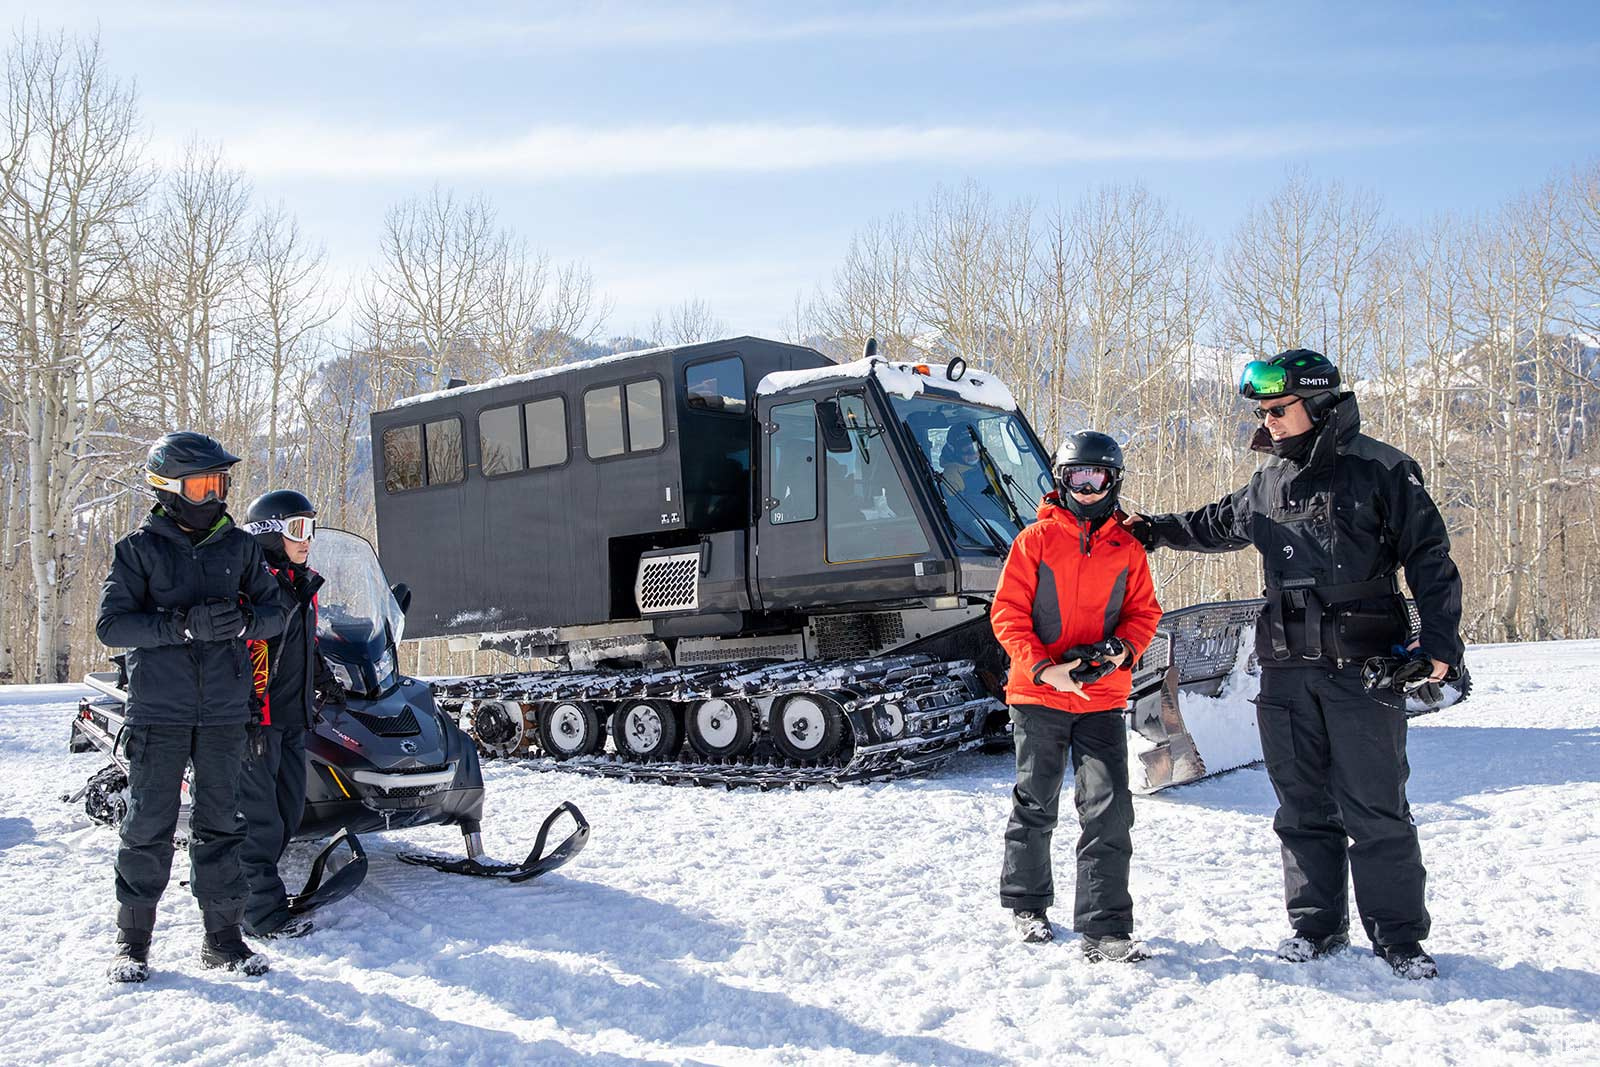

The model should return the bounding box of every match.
[383,417,465,492]
[479,405,523,476]
[525,396,568,468]
[768,400,817,524]
[685,356,747,415]
[584,377,665,459]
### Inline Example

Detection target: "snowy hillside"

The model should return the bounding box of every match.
[2,640,1597,1066]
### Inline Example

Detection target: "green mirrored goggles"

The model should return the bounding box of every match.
[1238,360,1289,399]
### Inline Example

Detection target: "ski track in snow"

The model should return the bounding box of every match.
[2,643,1598,1066]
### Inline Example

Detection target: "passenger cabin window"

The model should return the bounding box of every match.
[825,395,927,562]
[479,397,569,475]
[685,356,747,414]
[383,417,464,493]
[525,396,568,468]
[584,377,664,459]
[479,405,522,476]
[768,400,817,524]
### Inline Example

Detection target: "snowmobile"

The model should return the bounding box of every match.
[68,527,590,911]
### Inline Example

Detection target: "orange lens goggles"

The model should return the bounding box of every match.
[179,471,229,503]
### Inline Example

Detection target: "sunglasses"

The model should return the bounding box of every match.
[147,469,229,503]
[1252,397,1304,421]
[1062,465,1113,494]
[242,516,316,543]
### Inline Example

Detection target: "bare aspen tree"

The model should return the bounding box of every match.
[650,296,727,346]
[811,211,920,361]
[0,31,149,681]
[244,201,334,483]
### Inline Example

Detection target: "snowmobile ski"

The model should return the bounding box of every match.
[286,828,369,917]
[398,801,590,882]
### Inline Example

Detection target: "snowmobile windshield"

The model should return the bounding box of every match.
[888,395,1051,550]
[312,529,407,650]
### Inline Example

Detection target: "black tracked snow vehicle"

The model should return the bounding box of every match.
[371,336,1250,789]
[70,528,589,895]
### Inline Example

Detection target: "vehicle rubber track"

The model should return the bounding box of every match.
[431,653,1001,789]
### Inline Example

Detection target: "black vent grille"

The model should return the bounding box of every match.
[350,706,421,737]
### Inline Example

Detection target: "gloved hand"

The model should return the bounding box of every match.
[315,676,348,709]
[247,725,267,760]
[183,601,244,642]
[1064,637,1127,684]
[1120,514,1158,550]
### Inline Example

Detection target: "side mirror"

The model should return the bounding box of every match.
[390,582,412,615]
[815,400,853,454]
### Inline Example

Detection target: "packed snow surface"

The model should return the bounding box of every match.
[3,641,1598,1065]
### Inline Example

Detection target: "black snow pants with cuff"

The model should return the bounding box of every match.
[239,724,309,936]
[999,704,1134,935]
[1256,665,1430,948]
[115,724,248,918]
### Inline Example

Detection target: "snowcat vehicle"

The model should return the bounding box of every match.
[369,336,1252,789]
[68,527,589,898]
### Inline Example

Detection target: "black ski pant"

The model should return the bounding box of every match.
[999,705,1134,935]
[239,724,308,935]
[115,724,248,920]
[1256,665,1430,948]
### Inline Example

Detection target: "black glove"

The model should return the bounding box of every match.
[183,600,245,642]
[315,676,348,709]
[1121,514,1158,550]
[247,725,267,760]
[1063,637,1126,685]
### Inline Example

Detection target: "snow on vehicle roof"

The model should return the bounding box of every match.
[757,358,1019,411]
[387,338,740,410]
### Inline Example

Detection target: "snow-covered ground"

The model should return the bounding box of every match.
[2,641,1598,1066]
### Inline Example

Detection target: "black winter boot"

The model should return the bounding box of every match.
[1278,930,1350,962]
[1081,933,1150,963]
[1011,909,1054,944]
[200,911,269,976]
[107,904,156,983]
[1377,942,1438,980]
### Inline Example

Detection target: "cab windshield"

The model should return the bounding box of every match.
[888,394,1052,550]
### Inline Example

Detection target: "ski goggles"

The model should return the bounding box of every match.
[242,516,316,542]
[146,469,229,503]
[1060,465,1114,494]
[1238,360,1290,399]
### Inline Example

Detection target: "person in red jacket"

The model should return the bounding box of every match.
[990,431,1162,962]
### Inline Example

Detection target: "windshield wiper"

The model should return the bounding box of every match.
[918,454,1010,555]
[965,428,1028,533]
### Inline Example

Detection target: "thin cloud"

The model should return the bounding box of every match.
[163,120,1429,181]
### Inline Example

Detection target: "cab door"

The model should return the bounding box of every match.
[753,388,950,611]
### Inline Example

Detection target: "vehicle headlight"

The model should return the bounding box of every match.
[873,703,905,741]
[375,647,397,690]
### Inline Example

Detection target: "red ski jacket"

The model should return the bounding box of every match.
[990,496,1163,713]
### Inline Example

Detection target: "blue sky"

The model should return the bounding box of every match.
[8,1,1599,337]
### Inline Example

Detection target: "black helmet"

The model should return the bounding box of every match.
[144,430,241,482]
[940,424,980,465]
[245,489,316,524]
[1053,431,1124,522]
[1238,348,1340,400]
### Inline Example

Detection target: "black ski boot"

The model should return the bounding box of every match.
[1011,909,1054,944]
[1081,934,1150,963]
[1376,942,1438,980]
[200,912,269,976]
[107,904,155,984]
[1277,930,1349,962]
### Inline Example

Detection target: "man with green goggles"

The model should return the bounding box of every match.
[1125,347,1464,981]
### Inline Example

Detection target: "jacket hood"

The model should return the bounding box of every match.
[1251,391,1362,471]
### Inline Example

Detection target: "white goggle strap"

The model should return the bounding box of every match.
[242,517,315,542]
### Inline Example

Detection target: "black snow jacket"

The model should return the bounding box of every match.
[249,560,336,731]
[1144,394,1465,669]
[97,508,290,726]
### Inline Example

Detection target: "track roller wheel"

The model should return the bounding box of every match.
[469,700,529,757]
[686,698,755,759]
[611,700,681,761]
[770,693,846,762]
[536,700,603,760]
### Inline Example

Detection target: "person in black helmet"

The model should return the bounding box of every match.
[990,431,1163,962]
[238,490,346,940]
[96,431,290,982]
[1125,349,1464,980]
